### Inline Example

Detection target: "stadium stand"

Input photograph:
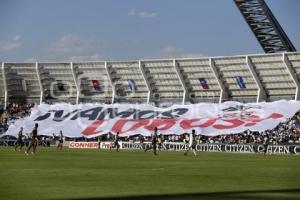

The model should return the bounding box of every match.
[249,54,298,101]
[200,110,300,145]
[1,101,299,145]
[0,63,6,108]
[39,63,77,104]
[212,56,258,103]
[0,103,33,135]
[90,110,300,145]
[1,52,300,142]
[1,52,299,107]
[4,63,40,104]
[0,52,299,107]
[108,61,148,103]
[141,59,184,106]
[74,62,112,103]
[286,53,300,100]
[176,58,221,103]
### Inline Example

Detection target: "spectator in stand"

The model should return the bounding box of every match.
[1,102,300,146]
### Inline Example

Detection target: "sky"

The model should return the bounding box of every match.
[0,0,299,62]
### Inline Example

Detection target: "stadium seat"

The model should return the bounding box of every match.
[212,56,258,101]
[1,52,300,105]
[108,61,148,103]
[74,62,112,103]
[142,60,184,104]
[250,54,296,98]
[4,63,41,103]
[39,63,77,103]
[176,58,221,103]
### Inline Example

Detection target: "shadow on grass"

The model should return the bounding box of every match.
[59,188,300,200]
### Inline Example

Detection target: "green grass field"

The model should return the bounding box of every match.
[0,147,300,200]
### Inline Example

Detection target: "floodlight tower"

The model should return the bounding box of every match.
[234,0,297,53]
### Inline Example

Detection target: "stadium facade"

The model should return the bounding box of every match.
[1,52,300,107]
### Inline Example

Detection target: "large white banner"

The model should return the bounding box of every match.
[4,100,300,138]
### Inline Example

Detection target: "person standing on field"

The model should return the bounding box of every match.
[14,127,24,151]
[184,129,197,156]
[145,127,158,155]
[110,132,120,152]
[25,123,38,155]
[57,130,64,150]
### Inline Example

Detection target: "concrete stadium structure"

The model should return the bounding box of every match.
[1,52,300,107]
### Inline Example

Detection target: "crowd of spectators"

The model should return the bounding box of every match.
[0,103,34,135]
[0,102,300,145]
[100,111,300,145]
